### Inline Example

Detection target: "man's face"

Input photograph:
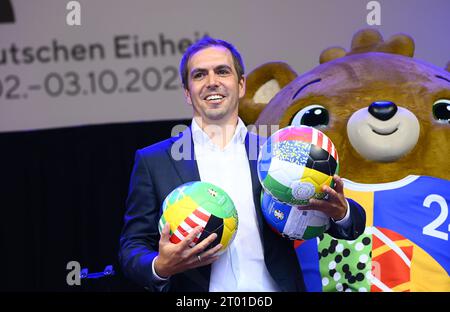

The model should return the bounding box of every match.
[184,46,245,125]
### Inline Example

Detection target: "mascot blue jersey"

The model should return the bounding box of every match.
[296,175,450,292]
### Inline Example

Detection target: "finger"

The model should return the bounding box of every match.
[160,222,171,244]
[201,243,223,259]
[202,255,220,266]
[295,204,311,210]
[333,174,344,195]
[191,232,218,255]
[308,198,330,212]
[179,226,203,249]
[322,184,338,200]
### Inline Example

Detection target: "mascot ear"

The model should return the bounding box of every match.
[446,61,450,72]
[382,33,415,57]
[350,28,384,53]
[239,62,297,125]
[320,47,347,64]
[349,28,415,57]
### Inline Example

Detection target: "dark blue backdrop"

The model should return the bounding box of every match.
[0,119,189,291]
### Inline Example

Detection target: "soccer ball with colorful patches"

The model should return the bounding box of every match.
[261,191,330,240]
[158,181,238,254]
[257,125,339,206]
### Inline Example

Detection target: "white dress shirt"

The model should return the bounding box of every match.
[192,118,279,292]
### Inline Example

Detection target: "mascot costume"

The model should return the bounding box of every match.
[239,29,450,291]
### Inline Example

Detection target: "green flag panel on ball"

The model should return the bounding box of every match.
[258,126,339,206]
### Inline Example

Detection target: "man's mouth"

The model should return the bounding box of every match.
[204,94,225,103]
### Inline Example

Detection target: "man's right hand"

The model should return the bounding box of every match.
[154,223,222,278]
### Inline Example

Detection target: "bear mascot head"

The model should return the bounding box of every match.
[239,28,449,183]
[239,29,450,292]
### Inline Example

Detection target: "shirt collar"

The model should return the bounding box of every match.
[191,117,247,148]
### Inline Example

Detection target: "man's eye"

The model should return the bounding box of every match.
[192,72,205,79]
[217,69,230,75]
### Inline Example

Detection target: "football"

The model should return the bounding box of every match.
[261,191,330,240]
[158,181,238,253]
[257,125,339,206]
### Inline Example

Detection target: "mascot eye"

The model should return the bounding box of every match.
[432,99,450,123]
[291,105,329,128]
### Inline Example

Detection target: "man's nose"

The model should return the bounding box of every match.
[206,72,219,87]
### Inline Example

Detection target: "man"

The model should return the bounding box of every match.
[119,37,366,292]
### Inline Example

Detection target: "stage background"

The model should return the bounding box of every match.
[0,0,449,291]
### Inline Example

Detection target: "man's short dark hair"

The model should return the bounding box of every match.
[179,37,245,88]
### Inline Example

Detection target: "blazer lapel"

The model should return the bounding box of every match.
[245,132,265,236]
[166,127,200,184]
[165,127,210,290]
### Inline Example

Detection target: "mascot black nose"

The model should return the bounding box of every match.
[368,101,398,121]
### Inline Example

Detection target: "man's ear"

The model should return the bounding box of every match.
[446,61,450,73]
[239,62,297,125]
[184,87,192,105]
[238,75,246,99]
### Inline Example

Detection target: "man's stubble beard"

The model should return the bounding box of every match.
[201,100,238,122]
[204,108,228,121]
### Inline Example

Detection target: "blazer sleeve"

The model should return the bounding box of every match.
[118,150,169,291]
[326,198,366,240]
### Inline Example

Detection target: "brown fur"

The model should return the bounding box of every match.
[239,62,297,125]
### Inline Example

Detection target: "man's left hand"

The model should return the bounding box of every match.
[301,175,347,221]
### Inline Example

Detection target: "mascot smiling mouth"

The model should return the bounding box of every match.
[347,102,420,162]
[370,124,398,136]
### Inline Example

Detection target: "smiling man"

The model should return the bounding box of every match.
[119,37,366,292]
[183,44,245,149]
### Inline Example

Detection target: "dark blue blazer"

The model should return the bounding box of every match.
[119,129,366,292]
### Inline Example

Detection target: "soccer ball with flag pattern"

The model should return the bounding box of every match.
[158,181,238,254]
[257,125,339,206]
